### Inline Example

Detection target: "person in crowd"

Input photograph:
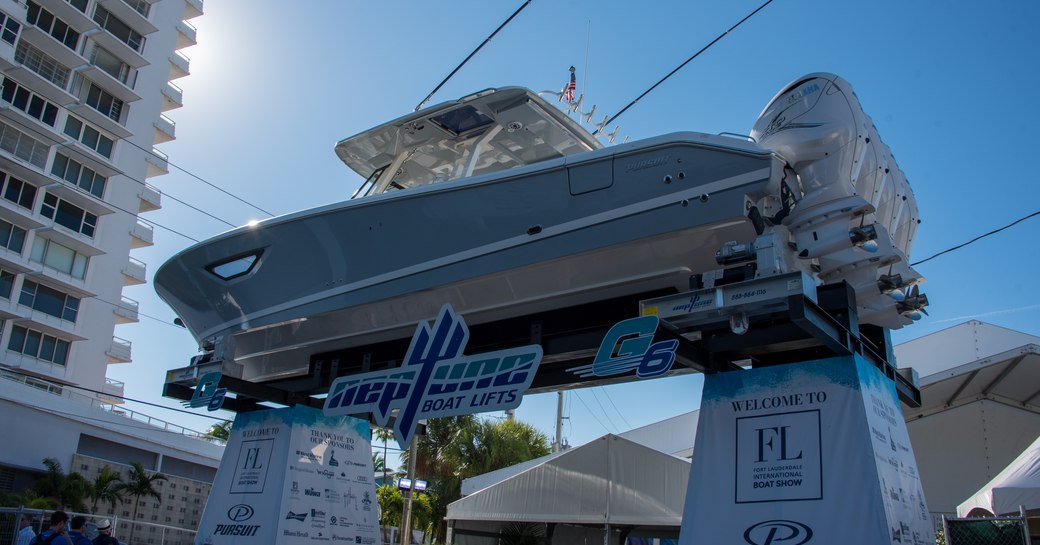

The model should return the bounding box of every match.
[91,519,119,545]
[32,510,70,545]
[15,514,35,545]
[67,516,91,545]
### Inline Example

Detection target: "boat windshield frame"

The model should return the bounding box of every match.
[337,87,601,198]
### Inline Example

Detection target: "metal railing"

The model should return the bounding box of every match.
[0,368,208,439]
[0,507,197,545]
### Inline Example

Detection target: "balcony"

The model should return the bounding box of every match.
[0,102,64,147]
[47,0,94,32]
[144,147,167,177]
[137,181,160,211]
[88,26,148,69]
[96,0,157,37]
[153,113,174,144]
[174,19,195,49]
[183,0,203,20]
[121,255,145,285]
[168,50,189,80]
[129,218,153,247]
[24,263,95,299]
[65,98,132,140]
[75,64,142,104]
[106,335,131,363]
[17,25,83,70]
[112,294,138,323]
[100,376,124,403]
[160,81,182,111]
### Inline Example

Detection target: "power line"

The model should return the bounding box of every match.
[116,135,275,217]
[911,210,1040,266]
[571,390,612,433]
[587,388,618,432]
[599,387,632,430]
[594,0,774,134]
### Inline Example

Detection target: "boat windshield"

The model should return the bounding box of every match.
[338,88,601,197]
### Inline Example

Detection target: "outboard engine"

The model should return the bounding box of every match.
[751,73,927,328]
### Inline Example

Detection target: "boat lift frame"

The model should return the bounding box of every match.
[163,272,921,414]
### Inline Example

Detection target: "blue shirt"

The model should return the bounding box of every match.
[34,530,72,545]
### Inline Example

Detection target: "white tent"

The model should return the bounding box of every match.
[447,434,690,544]
[958,433,1040,516]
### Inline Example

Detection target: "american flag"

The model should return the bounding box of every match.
[564,66,576,102]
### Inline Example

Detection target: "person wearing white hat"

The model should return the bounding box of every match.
[91,520,118,545]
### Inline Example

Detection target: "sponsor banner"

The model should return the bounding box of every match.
[678,355,931,545]
[194,405,379,545]
[324,304,542,448]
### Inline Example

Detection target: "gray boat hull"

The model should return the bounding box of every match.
[155,132,778,381]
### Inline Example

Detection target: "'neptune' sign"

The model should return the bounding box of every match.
[323,305,542,447]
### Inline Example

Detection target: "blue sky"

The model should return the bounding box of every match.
[111,0,1039,462]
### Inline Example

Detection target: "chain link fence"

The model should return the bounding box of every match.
[943,510,1030,545]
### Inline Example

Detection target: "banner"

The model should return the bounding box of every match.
[195,405,379,545]
[679,355,931,545]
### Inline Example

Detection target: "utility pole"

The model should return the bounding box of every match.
[400,434,418,545]
[554,391,564,452]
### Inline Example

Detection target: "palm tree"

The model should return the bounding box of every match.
[87,466,125,514]
[398,415,550,542]
[32,458,89,510]
[203,420,232,443]
[117,462,167,544]
[372,426,394,486]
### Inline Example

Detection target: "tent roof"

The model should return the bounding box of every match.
[447,434,690,527]
[902,343,1040,421]
[959,432,1040,516]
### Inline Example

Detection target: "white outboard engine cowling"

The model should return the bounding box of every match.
[751,73,926,328]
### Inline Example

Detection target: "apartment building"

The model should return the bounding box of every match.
[0,1,223,541]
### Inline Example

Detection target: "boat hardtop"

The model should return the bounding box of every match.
[335,87,603,198]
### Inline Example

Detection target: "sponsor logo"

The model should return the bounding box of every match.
[567,316,677,379]
[226,504,254,522]
[743,520,813,545]
[327,450,340,467]
[362,491,373,511]
[671,293,712,313]
[325,489,342,502]
[318,469,335,479]
[296,450,321,463]
[305,487,322,497]
[182,371,226,411]
[285,511,308,522]
[213,524,260,536]
[283,530,309,538]
[290,465,315,474]
[311,509,327,520]
[355,537,376,545]
[331,536,354,542]
[324,304,542,446]
[330,516,353,528]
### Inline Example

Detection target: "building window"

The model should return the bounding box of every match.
[40,193,97,237]
[63,116,115,159]
[123,0,150,17]
[0,218,26,253]
[51,153,107,198]
[0,171,37,210]
[13,41,70,89]
[86,83,123,123]
[30,237,88,279]
[92,6,143,53]
[26,1,79,50]
[0,77,59,126]
[8,325,70,365]
[0,11,20,45]
[0,269,15,299]
[0,120,49,168]
[88,46,133,86]
[19,279,79,322]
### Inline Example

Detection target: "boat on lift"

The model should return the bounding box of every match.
[155,73,926,384]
